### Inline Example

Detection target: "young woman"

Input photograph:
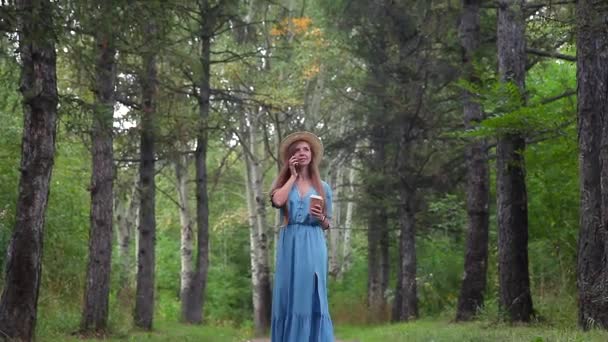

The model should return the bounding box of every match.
[269,131,334,342]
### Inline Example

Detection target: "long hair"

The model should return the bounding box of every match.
[271,140,326,216]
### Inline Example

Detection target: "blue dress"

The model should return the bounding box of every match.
[271,181,334,342]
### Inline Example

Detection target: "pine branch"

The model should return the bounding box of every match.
[116,96,141,110]
[526,48,576,62]
[539,89,576,105]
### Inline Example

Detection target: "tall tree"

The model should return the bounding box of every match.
[366,125,390,321]
[576,0,608,330]
[0,0,59,339]
[134,10,159,329]
[81,0,118,332]
[328,155,343,277]
[361,9,393,320]
[182,0,214,323]
[496,0,533,322]
[456,0,490,321]
[242,108,272,336]
[236,2,273,333]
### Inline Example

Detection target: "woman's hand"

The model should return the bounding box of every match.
[288,155,299,177]
[310,203,324,221]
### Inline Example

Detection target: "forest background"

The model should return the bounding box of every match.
[1,0,608,341]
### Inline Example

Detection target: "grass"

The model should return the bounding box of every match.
[335,320,608,342]
[37,319,608,341]
[41,320,247,341]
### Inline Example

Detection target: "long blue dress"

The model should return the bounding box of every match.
[271,181,334,342]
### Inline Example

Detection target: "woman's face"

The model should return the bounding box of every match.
[290,141,312,167]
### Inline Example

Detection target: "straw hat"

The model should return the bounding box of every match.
[279,131,324,166]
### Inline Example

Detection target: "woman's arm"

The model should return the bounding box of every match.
[310,181,333,229]
[271,155,299,207]
[271,174,296,207]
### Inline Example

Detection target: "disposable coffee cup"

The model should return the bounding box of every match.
[310,195,323,209]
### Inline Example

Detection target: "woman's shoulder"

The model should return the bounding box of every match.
[321,180,331,192]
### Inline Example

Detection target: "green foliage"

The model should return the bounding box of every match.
[456,57,575,139]
[329,233,370,324]
[42,138,91,295]
[417,235,464,317]
[425,193,467,239]
[0,54,21,274]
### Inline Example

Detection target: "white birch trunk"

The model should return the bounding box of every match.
[273,128,282,262]
[174,152,195,309]
[115,186,129,288]
[115,172,139,291]
[341,155,357,277]
[243,110,272,336]
[328,157,343,277]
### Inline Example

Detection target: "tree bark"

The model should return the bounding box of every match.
[243,109,272,336]
[341,158,356,277]
[393,193,418,321]
[115,172,139,295]
[392,110,419,322]
[304,68,325,130]
[576,0,608,330]
[183,0,212,323]
[456,0,490,322]
[134,18,158,330]
[81,3,116,331]
[174,151,195,321]
[0,0,58,339]
[367,127,389,321]
[328,156,343,277]
[496,0,533,322]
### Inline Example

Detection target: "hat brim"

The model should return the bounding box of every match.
[279,131,324,166]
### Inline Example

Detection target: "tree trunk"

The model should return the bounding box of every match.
[367,128,389,321]
[456,0,490,322]
[174,151,195,321]
[115,172,139,295]
[304,68,325,130]
[576,0,608,330]
[341,158,356,277]
[496,0,533,322]
[328,156,343,277]
[0,0,58,339]
[392,115,418,322]
[134,18,158,330]
[367,208,388,321]
[393,193,417,321]
[81,4,116,331]
[272,117,283,262]
[183,0,212,323]
[243,110,272,336]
